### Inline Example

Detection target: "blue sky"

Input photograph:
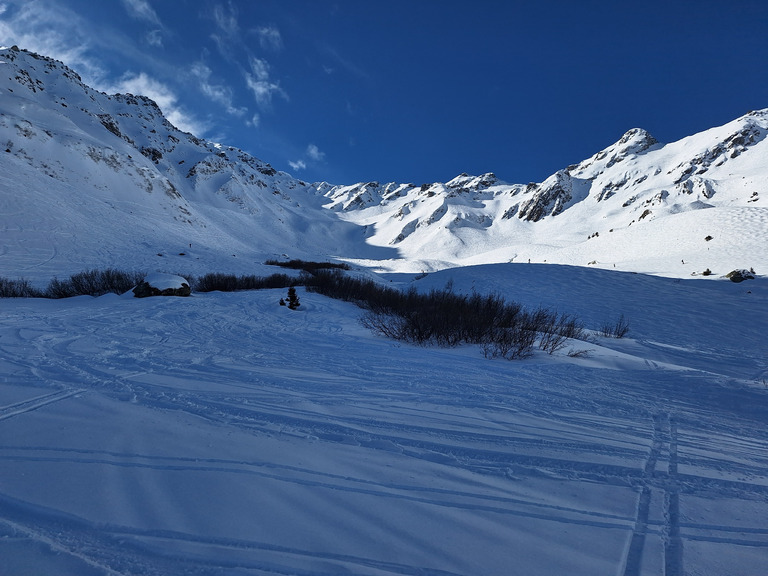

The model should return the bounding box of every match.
[2,0,767,185]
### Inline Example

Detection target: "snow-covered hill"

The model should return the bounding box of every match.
[0,46,391,282]
[2,46,767,281]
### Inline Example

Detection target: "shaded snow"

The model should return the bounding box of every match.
[1,266,767,575]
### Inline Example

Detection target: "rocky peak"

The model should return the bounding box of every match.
[571,128,660,178]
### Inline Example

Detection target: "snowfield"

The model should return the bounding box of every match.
[1,265,767,575]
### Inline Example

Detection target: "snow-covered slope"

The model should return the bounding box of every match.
[0,47,391,282]
[2,266,767,575]
[326,114,768,275]
[1,45,766,281]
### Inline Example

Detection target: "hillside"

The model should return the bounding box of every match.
[1,46,766,281]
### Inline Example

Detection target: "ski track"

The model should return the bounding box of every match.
[1,290,767,575]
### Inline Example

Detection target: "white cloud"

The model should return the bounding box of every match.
[307,143,325,161]
[120,0,160,25]
[288,143,326,173]
[208,1,242,59]
[110,72,208,136]
[212,1,239,37]
[256,25,283,52]
[146,29,163,47]
[245,56,287,109]
[248,113,260,128]
[191,61,246,116]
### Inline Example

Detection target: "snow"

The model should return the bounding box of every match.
[141,272,190,291]
[1,47,767,284]
[1,267,767,575]
[2,46,768,574]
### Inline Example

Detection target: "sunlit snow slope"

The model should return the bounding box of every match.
[1,46,766,281]
[0,47,391,282]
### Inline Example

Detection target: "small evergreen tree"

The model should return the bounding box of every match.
[287,286,300,310]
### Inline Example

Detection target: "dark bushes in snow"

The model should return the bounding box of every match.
[2,266,598,361]
[192,272,295,292]
[46,268,145,298]
[265,259,350,273]
[0,277,44,298]
[599,314,631,338]
[304,270,586,359]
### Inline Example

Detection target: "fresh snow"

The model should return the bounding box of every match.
[1,46,768,575]
[1,267,767,575]
[140,272,190,292]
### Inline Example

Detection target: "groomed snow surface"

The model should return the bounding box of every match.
[1,264,767,575]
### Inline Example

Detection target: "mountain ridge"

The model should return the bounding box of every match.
[1,46,766,281]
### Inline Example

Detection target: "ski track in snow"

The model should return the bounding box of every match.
[1,285,767,575]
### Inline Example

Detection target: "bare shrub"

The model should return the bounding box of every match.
[193,273,295,292]
[45,268,144,298]
[599,314,630,338]
[265,259,350,272]
[310,271,585,360]
[0,277,44,298]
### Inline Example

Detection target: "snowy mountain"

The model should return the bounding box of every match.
[326,113,767,275]
[0,46,383,282]
[2,47,768,576]
[1,45,766,281]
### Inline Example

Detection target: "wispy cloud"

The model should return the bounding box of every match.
[209,1,240,57]
[322,44,369,80]
[256,25,283,52]
[0,0,107,84]
[245,56,287,109]
[146,29,163,47]
[120,0,164,48]
[307,143,325,161]
[191,61,246,116]
[120,0,160,25]
[110,72,208,136]
[289,143,326,173]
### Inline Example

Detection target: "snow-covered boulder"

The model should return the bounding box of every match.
[132,273,191,298]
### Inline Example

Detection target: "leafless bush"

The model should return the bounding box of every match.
[44,268,145,298]
[599,314,630,338]
[192,272,295,292]
[0,277,44,298]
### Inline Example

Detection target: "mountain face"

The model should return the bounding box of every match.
[1,46,766,280]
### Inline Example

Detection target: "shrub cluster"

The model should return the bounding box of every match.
[191,272,295,292]
[265,259,350,273]
[305,270,585,358]
[0,277,44,298]
[599,313,630,338]
[46,269,145,298]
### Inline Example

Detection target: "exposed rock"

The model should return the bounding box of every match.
[725,269,755,283]
[518,170,573,222]
[133,273,191,297]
